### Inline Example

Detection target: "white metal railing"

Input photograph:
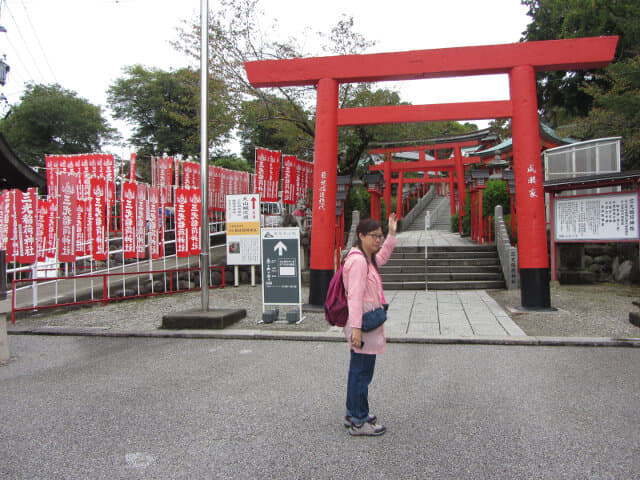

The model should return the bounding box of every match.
[5,216,228,308]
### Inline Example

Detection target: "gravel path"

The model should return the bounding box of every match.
[487,282,640,338]
[10,285,331,332]
[9,282,640,338]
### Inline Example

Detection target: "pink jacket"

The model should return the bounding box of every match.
[342,234,398,355]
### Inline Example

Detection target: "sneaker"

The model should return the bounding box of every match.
[348,420,386,436]
[344,415,377,428]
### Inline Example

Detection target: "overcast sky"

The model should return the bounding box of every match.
[0,0,531,155]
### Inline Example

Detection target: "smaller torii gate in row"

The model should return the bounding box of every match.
[368,138,484,223]
[245,35,618,310]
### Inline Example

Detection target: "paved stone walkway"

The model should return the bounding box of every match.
[385,289,524,337]
[396,228,478,249]
[385,230,525,338]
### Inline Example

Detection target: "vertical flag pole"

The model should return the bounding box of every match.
[199,0,210,311]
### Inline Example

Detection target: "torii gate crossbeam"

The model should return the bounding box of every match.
[245,36,618,310]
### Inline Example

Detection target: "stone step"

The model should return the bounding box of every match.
[380,273,426,282]
[393,246,425,254]
[427,251,497,259]
[426,265,502,274]
[379,265,426,274]
[427,272,504,281]
[382,281,426,290]
[386,258,427,267]
[389,252,425,260]
[427,245,497,252]
[426,258,500,267]
[427,280,506,290]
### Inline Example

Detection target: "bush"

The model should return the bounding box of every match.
[482,179,510,217]
[451,213,459,232]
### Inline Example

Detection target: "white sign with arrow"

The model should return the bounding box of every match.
[274,241,287,256]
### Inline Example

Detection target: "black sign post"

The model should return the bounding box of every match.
[261,227,302,322]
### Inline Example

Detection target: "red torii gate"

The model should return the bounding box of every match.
[368,139,483,221]
[245,36,618,309]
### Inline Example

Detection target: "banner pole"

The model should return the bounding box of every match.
[199,0,210,311]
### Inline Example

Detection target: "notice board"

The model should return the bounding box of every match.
[554,192,639,241]
[261,227,301,305]
[226,194,261,265]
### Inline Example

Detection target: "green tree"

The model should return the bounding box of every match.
[563,56,640,169]
[0,83,117,168]
[238,95,315,163]
[173,0,317,142]
[521,0,640,126]
[108,65,235,161]
[212,154,253,172]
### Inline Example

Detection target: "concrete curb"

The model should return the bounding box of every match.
[7,326,640,347]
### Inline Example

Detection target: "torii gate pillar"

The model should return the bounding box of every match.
[510,65,550,308]
[308,78,339,305]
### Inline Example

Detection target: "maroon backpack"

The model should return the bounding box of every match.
[324,251,366,327]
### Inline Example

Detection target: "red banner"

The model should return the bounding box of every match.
[121,181,137,258]
[182,161,200,189]
[74,178,86,256]
[188,189,201,256]
[88,154,97,177]
[0,190,8,251]
[254,148,268,199]
[136,183,147,259]
[102,154,116,206]
[304,161,313,204]
[208,166,215,212]
[211,167,223,211]
[36,197,48,262]
[91,177,107,261]
[254,148,282,202]
[282,155,297,205]
[148,187,162,259]
[15,189,36,264]
[158,157,173,206]
[175,188,189,257]
[46,198,57,258]
[268,150,281,202]
[57,173,77,262]
[45,156,55,198]
[6,190,17,262]
[130,153,137,182]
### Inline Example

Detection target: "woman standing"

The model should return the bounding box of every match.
[342,213,398,436]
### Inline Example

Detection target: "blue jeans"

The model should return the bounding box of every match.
[346,350,377,426]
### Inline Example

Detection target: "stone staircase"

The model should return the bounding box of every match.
[426,245,505,290]
[379,246,426,290]
[405,195,450,231]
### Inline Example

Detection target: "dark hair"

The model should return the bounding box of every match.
[354,218,382,270]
